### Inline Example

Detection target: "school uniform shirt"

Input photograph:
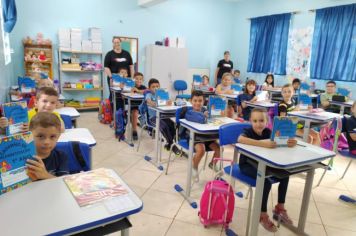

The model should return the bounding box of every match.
[239,127,271,166]
[237,93,255,120]
[43,149,69,177]
[278,99,296,116]
[132,85,147,107]
[28,109,63,123]
[263,82,273,88]
[217,59,233,79]
[104,49,133,77]
[135,85,147,91]
[320,92,341,113]
[342,115,356,152]
[145,92,157,120]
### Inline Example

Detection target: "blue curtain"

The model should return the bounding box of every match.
[310,4,356,82]
[2,0,17,33]
[247,13,291,75]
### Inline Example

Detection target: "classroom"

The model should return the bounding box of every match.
[0,0,355,235]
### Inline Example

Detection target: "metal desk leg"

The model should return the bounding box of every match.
[113,89,117,125]
[249,162,266,236]
[125,98,134,147]
[303,120,311,142]
[297,168,315,234]
[121,216,130,236]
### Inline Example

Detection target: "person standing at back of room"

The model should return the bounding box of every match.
[214,51,233,86]
[104,37,135,109]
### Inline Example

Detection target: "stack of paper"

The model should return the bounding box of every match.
[70,28,82,51]
[58,28,70,50]
[89,27,102,53]
[81,40,92,52]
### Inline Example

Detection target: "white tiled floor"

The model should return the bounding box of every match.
[78,112,356,236]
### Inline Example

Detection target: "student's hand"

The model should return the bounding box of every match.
[308,105,313,112]
[261,140,277,148]
[131,87,138,93]
[119,83,124,89]
[21,123,29,132]
[167,100,173,106]
[26,156,54,180]
[204,111,209,117]
[287,138,297,147]
[241,101,246,108]
[0,117,8,128]
[110,79,113,87]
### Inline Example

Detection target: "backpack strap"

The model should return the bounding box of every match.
[71,141,87,170]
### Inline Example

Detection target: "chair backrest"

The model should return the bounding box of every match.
[219,122,251,146]
[60,114,73,129]
[174,80,188,91]
[55,141,91,174]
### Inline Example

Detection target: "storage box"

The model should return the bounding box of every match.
[89,27,102,42]
[92,42,102,52]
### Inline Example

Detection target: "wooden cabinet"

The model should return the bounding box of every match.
[23,43,53,78]
[145,45,188,97]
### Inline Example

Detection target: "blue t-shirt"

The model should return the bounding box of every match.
[239,127,271,166]
[43,149,69,177]
[146,92,157,120]
[238,93,255,120]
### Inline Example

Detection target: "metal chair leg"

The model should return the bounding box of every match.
[165,145,174,175]
[246,187,253,236]
[341,159,353,179]
[136,125,146,152]
[245,187,250,199]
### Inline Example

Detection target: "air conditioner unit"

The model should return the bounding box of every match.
[138,0,167,7]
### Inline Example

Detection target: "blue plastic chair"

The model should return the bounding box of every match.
[60,114,73,129]
[339,149,356,179]
[174,80,191,100]
[55,141,91,174]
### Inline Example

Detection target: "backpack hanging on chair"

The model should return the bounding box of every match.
[115,108,127,141]
[320,118,347,151]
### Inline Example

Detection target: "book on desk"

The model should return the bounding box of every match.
[1,101,28,135]
[208,95,226,118]
[155,89,170,107]
[271,116,298,146]
[0,132,35,195]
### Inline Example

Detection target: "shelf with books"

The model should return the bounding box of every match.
[60,68,103,73]
[62,88,103,91]
[24,42,53,78]
[59,49,102,55]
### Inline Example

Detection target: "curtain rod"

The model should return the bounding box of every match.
[246,11,301,20]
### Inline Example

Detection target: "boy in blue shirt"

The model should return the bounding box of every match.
[145,78,179,154]
[183,90,220,182]
[26,112,69,180]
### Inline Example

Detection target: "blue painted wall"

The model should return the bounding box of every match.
[231,0,356,99]
[9,0,235,98]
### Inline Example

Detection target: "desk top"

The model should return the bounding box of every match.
[288,110,341,122]
[151,105,184,112]
[180,117,239,133]
[329,100,354,107]
[121,92,144,99]
[220,93,239,99]
[58,128,96,147]
[245,101,276,108]
[0,169,142,236]
[236,141,335,168]
[55,107,80,118]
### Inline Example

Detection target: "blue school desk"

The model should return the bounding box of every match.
[288,110,341,141]
[110,86,122,125]
[121,93,144,146]
[177,117,239,206]
[244,100,276,109]
[329,100,354,115]
[0,169,143,236]
[235,142,335,236]
[55,107,80,127]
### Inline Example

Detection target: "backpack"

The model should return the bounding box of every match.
[199,179,235,228]
[98,99,112,124]
[320,118,348,151]
[115,108,127,141]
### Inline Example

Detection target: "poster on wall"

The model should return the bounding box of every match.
[286,27,313,81]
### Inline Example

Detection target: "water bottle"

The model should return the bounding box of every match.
[53,79,60,92]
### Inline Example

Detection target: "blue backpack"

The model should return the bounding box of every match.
[115,108,127,141]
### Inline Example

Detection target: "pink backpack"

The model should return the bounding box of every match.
[320,118,348,151]
[199,169,235,229]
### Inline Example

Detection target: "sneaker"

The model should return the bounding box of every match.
[260,214,278,232]
[208,161,221,172]
[273,205,293,226]
[132,130,138,140]
[172,145,182,156]
[164,143,171,151]
[192,168,199,182]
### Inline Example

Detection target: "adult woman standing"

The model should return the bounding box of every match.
[104,37,134,104]
[214,51,233,86]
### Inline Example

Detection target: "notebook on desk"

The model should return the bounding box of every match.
[332,95,346,103]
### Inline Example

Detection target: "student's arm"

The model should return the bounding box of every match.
[146,94,156,107]
[26,156,55,180]
[287,138,297,147]
[167,100,173,106]
[215,84,223,94]
[238,135,277,148]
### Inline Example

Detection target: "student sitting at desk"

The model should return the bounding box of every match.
[237,79,258,120]
[320,80,346,113]
[279,84,320,145]
[26,112,69,180]
[343,101,356,155]
[182,90,220,182]
[292,78,301,94]
[28,87,65,133]
[262,73,274,90]
[130,72,147,140]
[146,78,180,154]
[238,108,296,232]
[233,69,241,84]
[215,72,235,118]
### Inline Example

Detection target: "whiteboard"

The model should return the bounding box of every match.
[186,68,210,94]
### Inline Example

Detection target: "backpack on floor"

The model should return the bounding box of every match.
[320,117,348,151]
[115,108,127,141]
[98,99,112,124]
[199,179,235,228]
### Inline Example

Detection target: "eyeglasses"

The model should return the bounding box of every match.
[326,85,335,88]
